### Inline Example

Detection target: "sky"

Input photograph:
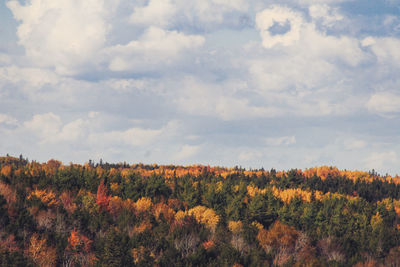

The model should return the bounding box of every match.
[1,0,400,175]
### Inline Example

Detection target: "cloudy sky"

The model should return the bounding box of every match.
[1,0,400,175]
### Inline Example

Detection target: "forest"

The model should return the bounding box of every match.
[1,155,400,266]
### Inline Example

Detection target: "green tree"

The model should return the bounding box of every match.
[101,228,132,267]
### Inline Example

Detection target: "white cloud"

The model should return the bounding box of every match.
[367,92,400,114]
[21,112,180,148]
[255,6,365,65]
[23,113,86,143]
[24,113,62,140]
[88,111,100,119]
[361,36,376,47]
[246,54,364,117]
[215,97,280,120]
[247,56,337,93]
[296,0,350,5]
[238,151,262,162]
[107,27,205,72]
[0,66,60,92]
[173,145,200,161]
[309,4,343,26]
[256,6,303,48]
[1,0,400,176]
[91,127,163,147]
[302,29,365,67]
[88,120,179,147]
[210,0,247,11]
[0,114,18,126]
[179,0,248,25]
[57,119,86,142]
[129,0,248,29]
[0,54,11,65]
[245,5,368,118]
[343,139,367,150]
[364,151,398,171]
[130,0,176,28]
[173,76,281,120]
[6,0,118,74]
[265,136,296,146]
[362,37,400,67]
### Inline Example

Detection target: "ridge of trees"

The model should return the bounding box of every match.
[0,155,399,266]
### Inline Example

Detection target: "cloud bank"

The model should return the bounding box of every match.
[1,0,400,174]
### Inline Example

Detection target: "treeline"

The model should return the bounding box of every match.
[0,156,400,266]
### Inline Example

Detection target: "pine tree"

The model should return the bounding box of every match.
[101,228,132,267]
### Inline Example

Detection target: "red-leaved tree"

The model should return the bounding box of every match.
[96,180,111,212]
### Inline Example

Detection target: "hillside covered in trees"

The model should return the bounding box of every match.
[1,156,400,266]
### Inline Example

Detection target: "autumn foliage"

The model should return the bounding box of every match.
[188,205,220,231]
[0,181,16,204]
[0,233,18,253]
[28,188,59,207]
[1,155,400,266]
[59,191,77,214]
[26,234,57,267]
[96,180,111,211]
[257,221,299,253]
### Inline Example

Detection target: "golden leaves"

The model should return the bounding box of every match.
[43,159,62,176]
[0,165,12,177]
[110,182,121,194]
[271,186,357,204]
[216,181,223,192]
[174,206,220,231]
[28,189,59,207]
[370,212,384,231]
[175,210,187,222]
[272,187,312,204]
[188,206,220,232]
[303,166,400,185]
[133,220,152,234]
[247,185,267,198]
[303,166,340,181]
[251,221,264,231]
[114,164,269,180]
[108,196,125,218]
[228,220,243,235]
[135,197,152,213]
[153,202,175,223]
[27,234,57,267]
[379,198,400,217]
[132,246,147,264]
[26,162,43,177]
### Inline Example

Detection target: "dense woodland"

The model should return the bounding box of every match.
[1,156,400,266]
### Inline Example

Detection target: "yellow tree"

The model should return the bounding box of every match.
[0,165,12,177]
[135,197,152,214]
[188,206,220,232]
[28,189,59,207]
[26,234,57,267]
[153,202,175,223]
